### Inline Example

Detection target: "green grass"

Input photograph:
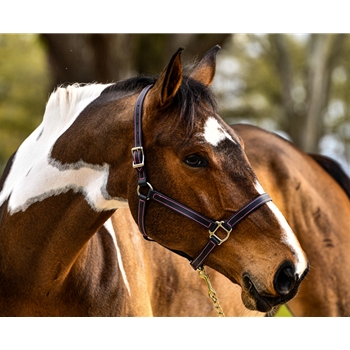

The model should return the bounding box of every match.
[274,305,293,317]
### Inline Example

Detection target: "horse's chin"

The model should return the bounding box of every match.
[240,272,307,313]
[241,287,274,313]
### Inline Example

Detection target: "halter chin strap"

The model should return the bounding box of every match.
[131,85,272,270]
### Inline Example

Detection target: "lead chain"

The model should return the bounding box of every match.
[198,267,225,317]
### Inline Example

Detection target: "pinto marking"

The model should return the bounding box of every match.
[203,116,235,146]
[254,181,308,276]
[0,83,129,214]
[104,218,131,296]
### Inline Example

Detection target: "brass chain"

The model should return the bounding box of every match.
[198,267,225,317]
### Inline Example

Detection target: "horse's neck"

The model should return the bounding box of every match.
[0,85,146,315]
[0,84,136,278]
[0,191,112,280]
[0,92,133,216]
[0,193,134,315]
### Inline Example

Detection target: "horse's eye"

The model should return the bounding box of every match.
[184,154,208,168]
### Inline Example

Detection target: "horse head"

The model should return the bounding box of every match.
[124,46,309,312]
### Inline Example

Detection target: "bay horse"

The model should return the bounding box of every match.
[231,123,350,316]
[0,46,309,316]
[144,122,350,317]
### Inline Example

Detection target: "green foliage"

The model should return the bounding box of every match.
[215,34,308,127]
[214,34,350,172]
[0,34,50,172]
[275,305,293,317]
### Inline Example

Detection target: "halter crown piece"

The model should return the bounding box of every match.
[132,85,272,270]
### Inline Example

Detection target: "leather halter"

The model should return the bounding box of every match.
[131,85,272,270]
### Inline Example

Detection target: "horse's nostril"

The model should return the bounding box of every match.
[274,262,297,296]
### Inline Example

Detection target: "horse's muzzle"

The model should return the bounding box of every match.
[242,262,310,313]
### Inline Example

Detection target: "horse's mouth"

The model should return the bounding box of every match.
[241,266,309,313]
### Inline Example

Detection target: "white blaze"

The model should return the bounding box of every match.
[254,181,308,276]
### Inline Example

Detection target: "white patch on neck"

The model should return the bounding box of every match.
[203,116,235,146]
[104,218,131,296]
[0,83,128,214]
[254,181,308,276]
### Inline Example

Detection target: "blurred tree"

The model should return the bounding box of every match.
[40,34,232,89]
[0,34,50,172]
[214,34,350,171]
[269,34,345,152]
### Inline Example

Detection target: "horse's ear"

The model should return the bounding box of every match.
[148,47,184,107]
[189,45,220,86]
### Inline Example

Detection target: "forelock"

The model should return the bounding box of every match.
[168,76,219,134]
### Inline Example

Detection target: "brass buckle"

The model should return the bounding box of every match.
[131,147,144,168]
[209,221,232,245]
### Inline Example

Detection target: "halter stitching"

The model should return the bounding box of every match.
[151,192,213,228]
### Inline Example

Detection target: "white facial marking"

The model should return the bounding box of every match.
[104,218,131,296]
[254,181,308,276]
[0,83,128,214]
[203,116,235,146]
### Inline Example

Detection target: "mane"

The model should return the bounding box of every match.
[102,74,219,133]
[43,73,219,137]
[43,83,112,135]
[309,153,350,199]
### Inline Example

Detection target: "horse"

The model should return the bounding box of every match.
[231,123,350,316]
[0,45,309,316]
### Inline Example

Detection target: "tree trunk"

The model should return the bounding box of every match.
[303,34,345,152]
[40,34,232,91]
[269,34,345,152]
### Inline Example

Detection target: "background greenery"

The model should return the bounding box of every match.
[0,34,49,169]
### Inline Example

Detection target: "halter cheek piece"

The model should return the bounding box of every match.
[132,85,272,270]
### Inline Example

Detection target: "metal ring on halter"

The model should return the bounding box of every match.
[137,182,153,198]
[208,221,232,245]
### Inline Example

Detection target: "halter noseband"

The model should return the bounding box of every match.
[131,85,272,270]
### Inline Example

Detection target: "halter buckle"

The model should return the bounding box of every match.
[131,147,145,168]
[209,221,232,245]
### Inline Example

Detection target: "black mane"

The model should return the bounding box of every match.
[102,75,219,133]
[309,153,350,199]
